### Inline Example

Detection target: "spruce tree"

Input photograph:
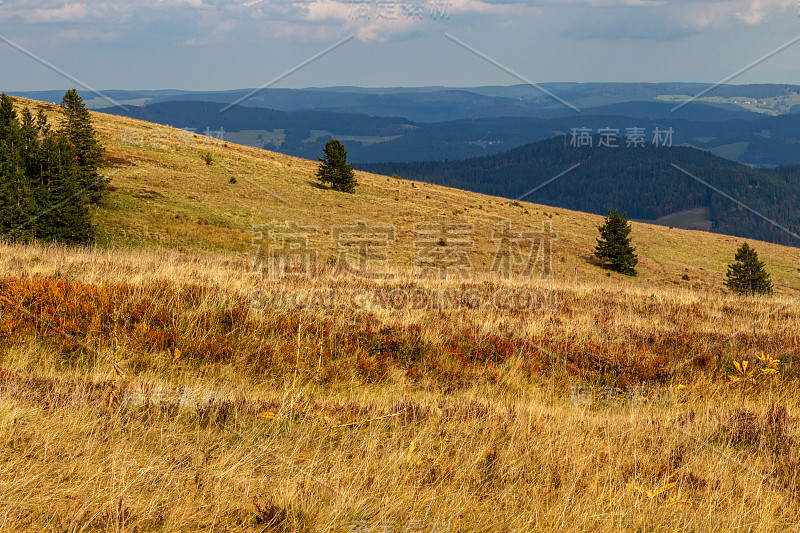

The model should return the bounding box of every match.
[0,94,97,245]
[0,95,37,242]
[317,139,358,193]
[724,242,773,295]
[27,110,52,230]
[36,133,94,244]
[60,89,105,203]
[20,107,41,186]
[594,210,638,276]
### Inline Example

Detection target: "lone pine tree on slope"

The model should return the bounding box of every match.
[724,242,773,295]
[317,139,358,194]
[594,210,638,276]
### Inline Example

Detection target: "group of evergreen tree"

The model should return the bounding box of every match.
[0,90,105,245]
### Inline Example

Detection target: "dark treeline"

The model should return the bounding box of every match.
[0,90,105,245]
[357,136,800,247]
[102,100,800,165]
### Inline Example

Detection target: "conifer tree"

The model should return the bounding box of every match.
[317,139,358,193]
[0,95,37,242]
[724,242,773,295]
[36,133,95,244]
[594,210,638,276]
[60,89,105,203]
[20,107,41,183]
[27,110,52,226]
[0,93,97,244]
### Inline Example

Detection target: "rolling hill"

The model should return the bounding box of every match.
[357,136,800,246]
[4,95,800,531]
[96,98,800,166]
[14,82,800,119]
[6,95,800,291]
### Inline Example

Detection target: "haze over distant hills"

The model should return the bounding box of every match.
[14,83,795,166]
[109,85,770,123]
[93,97,800,167]
[14,83,800,120]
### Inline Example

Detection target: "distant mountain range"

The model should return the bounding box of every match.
[92,98,800,166]
[15,84,800,166]
[357,136,800,247]
[14,83,800,121]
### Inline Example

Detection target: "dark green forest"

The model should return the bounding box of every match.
[102,100,800,166]
[0,91,105,245]
[358,136,800,246]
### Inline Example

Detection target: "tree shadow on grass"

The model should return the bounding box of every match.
[306,180,328,190]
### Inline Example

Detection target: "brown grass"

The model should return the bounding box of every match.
[0,243,798,531]
[0,97,799,531]
[7,95,800,292]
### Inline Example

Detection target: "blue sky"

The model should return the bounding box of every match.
[1,0,799,90]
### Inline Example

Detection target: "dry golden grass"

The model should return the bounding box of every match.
[7,95,800,292]
[1,243,799,532]
[1,97,800,531]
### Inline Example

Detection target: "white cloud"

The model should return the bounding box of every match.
[685,0,795,29]
[735,1,769,24]
[57,28,121,41]
[448,0,537,15]
[302,0,350,21]
[180,17,238,45]
[296,0,538,41]
[553,0,665,5]
[3,0,796,50]
[24,3,92,23]
[560,0,798,41]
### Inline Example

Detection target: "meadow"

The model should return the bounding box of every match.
[0,242,799,531]
[0,96,799,531]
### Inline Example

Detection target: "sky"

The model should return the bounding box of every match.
[0,0,799,91]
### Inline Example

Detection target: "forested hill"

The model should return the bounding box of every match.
[356,137,800,246]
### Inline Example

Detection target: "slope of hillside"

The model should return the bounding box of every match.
[4,96,800,531]
[358,136,800,246]
[10,95,800,293]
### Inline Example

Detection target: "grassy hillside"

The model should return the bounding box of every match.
[9,96,800,293]
[2,96,800,531]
